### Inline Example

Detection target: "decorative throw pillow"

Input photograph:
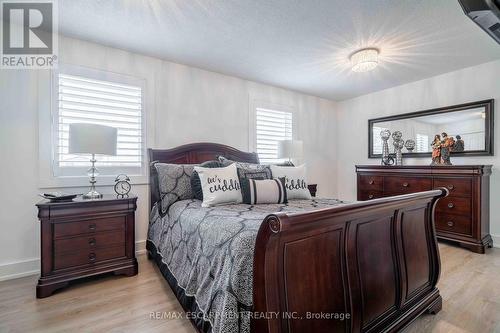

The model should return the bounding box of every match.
[154,163,197,214]
[241,178,287,204]
[194,163,242,207]
[190,160,224,200]
[270,164,311,200]
[217,156,272,181]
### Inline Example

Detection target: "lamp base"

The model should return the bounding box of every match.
[83,190,103,200]
[82,154,102,200]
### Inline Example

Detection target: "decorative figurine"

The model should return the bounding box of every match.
[440,132,455,165]
[431,134,441,165]
[380,129,394,166]
[453,135,465,152]
[393,138,404,166]
[390,131,404,165]
[404,139,416,153]
[392,131,402,142]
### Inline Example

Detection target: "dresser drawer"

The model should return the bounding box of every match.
[54,245,126,270]
[359,190,384,201]
[433,178,472,197]
[358,175,383,191]
[53,217,125,239]
[54,229,125,254]
[435,213,472,236]
[384,176,432,195]
[435,197,471,216]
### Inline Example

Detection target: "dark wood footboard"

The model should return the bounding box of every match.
[252,189,447,333]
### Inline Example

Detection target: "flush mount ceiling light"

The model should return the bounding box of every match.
[350,48,379,73]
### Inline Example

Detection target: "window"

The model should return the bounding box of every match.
[416,134,429,152]
[255,107,293,163]
[52,65,145,179]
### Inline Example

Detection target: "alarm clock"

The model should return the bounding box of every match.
[114,174,131,197]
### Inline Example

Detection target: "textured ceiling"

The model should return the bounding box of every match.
[59,0,500,101]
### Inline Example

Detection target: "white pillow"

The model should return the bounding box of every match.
[270,164,311,200]
[194,163,242,207]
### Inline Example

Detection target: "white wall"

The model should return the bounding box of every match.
[0,36,338,280]
[3,35,497,281]
[336,60,500,243]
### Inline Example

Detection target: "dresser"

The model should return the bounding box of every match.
[356,165,492,253]
[36,195,138,298]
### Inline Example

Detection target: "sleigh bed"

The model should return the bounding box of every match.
[147,142,446,333]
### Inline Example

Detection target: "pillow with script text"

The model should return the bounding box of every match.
[194,163,242,207]
[270,164,311,200]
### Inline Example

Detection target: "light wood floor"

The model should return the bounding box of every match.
[1,243,499,333]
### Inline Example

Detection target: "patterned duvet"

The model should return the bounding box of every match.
[148,198,348,333]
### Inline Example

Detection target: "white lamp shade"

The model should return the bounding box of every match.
[277,140,303,159]
[68,123,117,155]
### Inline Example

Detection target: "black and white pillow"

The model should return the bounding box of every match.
[218,156,272,180]
[194,163,242,207]
[270,164,311,200]
[154,163,196,213]
[241,178,287,204]
[190,160,224,200]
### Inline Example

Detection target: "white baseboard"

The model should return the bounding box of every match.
[135,239,147,254]
[0,258,40,282]
[491,234,499,248]
[0,240,148,282]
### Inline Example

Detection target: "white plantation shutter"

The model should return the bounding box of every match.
[416,134,429,152]
[256,107,293,163]
[53,70,145,176]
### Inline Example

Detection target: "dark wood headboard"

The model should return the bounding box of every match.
[148,142,259,209]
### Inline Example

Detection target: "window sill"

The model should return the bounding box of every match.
[39,174,149,189]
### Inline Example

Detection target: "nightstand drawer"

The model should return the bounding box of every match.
[435,213,472,236]
[54,217,124,239]
[54,230,125,254]
[54,245,126,270]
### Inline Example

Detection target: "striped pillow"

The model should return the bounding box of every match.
[241,178,287,204]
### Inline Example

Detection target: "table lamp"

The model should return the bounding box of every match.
[277,140,303,164]
[69,123,117,199]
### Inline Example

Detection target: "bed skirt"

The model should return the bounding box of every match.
[146,240,212,333]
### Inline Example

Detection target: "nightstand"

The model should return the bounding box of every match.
[36,195,138,298]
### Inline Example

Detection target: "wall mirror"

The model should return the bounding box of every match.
[369,99,494,158]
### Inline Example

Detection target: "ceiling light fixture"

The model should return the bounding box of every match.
[350,48,379,73]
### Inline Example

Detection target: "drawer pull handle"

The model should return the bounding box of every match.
[88,238,96,246]
[88,253,96,262]
[369,180,374,185]
[402,182,409,187]
[368,194,374,199]
[447,185,455,190]
[448,203,455,209]
[89,224,96,231]
[447,221,454,227]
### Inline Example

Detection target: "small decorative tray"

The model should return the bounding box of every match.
[39,192,79,202]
